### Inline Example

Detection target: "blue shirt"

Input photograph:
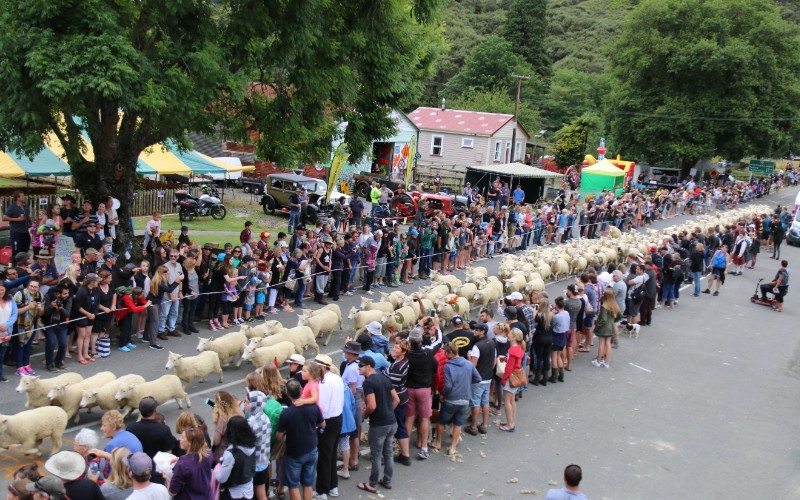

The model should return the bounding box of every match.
[362,349,390,371]
[513,188,525,204]
[544,488,587,500]
[104,430,143,455]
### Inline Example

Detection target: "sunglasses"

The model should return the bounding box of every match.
[233,250,242,254]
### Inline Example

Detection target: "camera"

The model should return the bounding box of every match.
[205,398,216,408]
[55,299,63,308]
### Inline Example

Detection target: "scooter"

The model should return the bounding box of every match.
[750,278,778,309]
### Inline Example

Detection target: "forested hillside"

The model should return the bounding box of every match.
[423,0,800,145]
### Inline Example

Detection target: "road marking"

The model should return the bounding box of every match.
[60,348,344,435]
[629,362,652,373]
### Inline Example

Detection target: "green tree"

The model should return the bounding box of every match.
[0,0,231,249]
[502,0,550,78]
[441,35,540,98]
[449,90,540,138]
[551,114,598,169]
[606,0,800,170]
[540,67,609,131]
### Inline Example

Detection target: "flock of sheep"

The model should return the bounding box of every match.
[0,204,769,457]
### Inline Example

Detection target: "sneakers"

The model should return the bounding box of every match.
[56,362,67,370]
[0,376,7,383]
[395,454,412,466]
[209,320,218,331]
[149,344,164,350]
[344,290,354,296]
[464,426,478,436]
[478,424,488,434]
[417,448,430,460]
[268,308,279,314]
[713,291,719,296]
[126,343,137,350]
[312,492,327,500]
[15,367,28,376]
[47,365,59,372]
[702,289,711,294]
[25,365,35,375]
[118,346,131,352]
[364,290,374,295]
[336,470,350,479]
[591,359,602,367]
[602,361,610,368]
[329,487,339,497]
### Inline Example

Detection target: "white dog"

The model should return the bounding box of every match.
[618,320,640,339]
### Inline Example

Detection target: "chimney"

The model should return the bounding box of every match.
[440,98,446,111]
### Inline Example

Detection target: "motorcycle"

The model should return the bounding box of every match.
[750,278,778,309]
[174,185,227,222]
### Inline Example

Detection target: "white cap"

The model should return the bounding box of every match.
[506,292,523,301]
[366,321,383,335]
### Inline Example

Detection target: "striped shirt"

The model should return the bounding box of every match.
[384,358,409,405]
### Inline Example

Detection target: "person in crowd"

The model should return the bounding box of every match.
[100,447,134,500]
[433,341,480,454]
[465,323,495,435]
[93,410,143,458]
[72,273,100,364]
[181,257,200,334]
[42,450,104,499]
[544,464,588,500]
[160,249,184,337]
[760,259,790,312]
[357,355,399,494]
[384,337,411,464]
[42,283,70,371]
[214,415,256,500]
[499,329,525,432]
[212,391,243,463]
[3,190,32,254]
[703,244,730,296]
[13,278,44,375]
[90,270,115,358]
[551,296,569,384]
[144,266,177,349]
[72,428,109,482]
[115,286,149,352]
[24,476,67,500]
[167,426,214,500]
[592,289,622,369]
[276,379,324,500]
[126,397,179,484]
[242,387,271,500]
[124,451,170,499]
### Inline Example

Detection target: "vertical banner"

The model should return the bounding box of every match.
[326,142,349,204]
[406,135,417,189]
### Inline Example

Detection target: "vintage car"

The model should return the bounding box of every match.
[260,172,332,224]
[390,189,468,218]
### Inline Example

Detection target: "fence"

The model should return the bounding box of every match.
[0,187,203,219]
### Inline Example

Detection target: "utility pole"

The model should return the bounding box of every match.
[510,74,530,163]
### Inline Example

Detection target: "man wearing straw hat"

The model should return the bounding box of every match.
[42,450,104,499]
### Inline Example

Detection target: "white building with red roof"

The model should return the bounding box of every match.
[408,106,530,169]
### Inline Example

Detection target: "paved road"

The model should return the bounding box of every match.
[2,187,799,499]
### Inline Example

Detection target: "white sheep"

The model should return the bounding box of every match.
[166,351,223,384]
[381,305,417,331]
[47,371,117,423]
[379,290,408,309]
[255,326,319,356]
[455,282,478,302]
[79,374,146,412]
[473,283,503,308]
[420,284,450,302]
[240,341,296,369]
[436,295,471,325]
[465,266,488,277]
[297,310,340,346]
[301,304,344,328]
[240,320,283,339]
[503,275,528,294]
[115,375,190,419]
[523,277,546,295]
[0,406,68,456]
[348,307,385,335]
[552,258,570,280]
[430,271,463,291]
[196,331,248,367]
[15,373,83,409]
[359,297,395,314]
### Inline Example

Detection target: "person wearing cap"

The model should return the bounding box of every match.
[176,225,191,247]
[79,248,102,277]
[340,340,365,473]
[357,355,399,493]
[444,315,474,359]
[99,252,122,289]
[364,320,389,355]
[126,397,178,485]
[289,225,305,254]
[158,250,184,337]
[25,475,67,499]
[125,451,170,499]
[45,449,104,498]
[311,353,344,500]
[282,354,307,394]
[432,341,481,454]
[74,219,104,258]
[465,323,495,436]
[30,250,59,289]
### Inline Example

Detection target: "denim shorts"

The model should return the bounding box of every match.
[282,448,318,489]
[438,401,467,426]
[470,381,491,408]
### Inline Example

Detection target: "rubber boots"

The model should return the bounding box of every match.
[539,369,547,387]
[557,367,565,382]
[530,367,540,386]
[547,369,557,384]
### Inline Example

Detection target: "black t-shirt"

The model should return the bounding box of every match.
[75,233,104,253]
[288,193,300,211]
[4,203,29,234]
[508,320,528,339]
[277,403,323,458]
[363,372,395,426]
[445,329,475,358]
[472,337,496,381]
[61,206,79,232]
[127,419,179,459]
[73,286,98,317]
[64,479,104,500]
[406,348,436,388]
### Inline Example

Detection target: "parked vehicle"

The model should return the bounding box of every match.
[260,172,332,225]
[391,189,463,219]
[173,185,227,222]
[351,173,405,199]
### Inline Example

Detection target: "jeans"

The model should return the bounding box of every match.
[45,324,67,367]
[294,279,306,307]
[662,282,676,303]
[419,247,432,275]
[368,423,397,488]
[691,271,702,295]
[15,333,34,369]
[283,448,318,489]
[159,298,179,332]
[347,262,358,289]
[181,298,197,330]
[288,210,301,233]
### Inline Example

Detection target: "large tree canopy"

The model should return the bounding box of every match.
[0,0,440,250]
[606,0,800,169]
[501,0,550,78]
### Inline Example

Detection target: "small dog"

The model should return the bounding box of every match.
[618,320,640,339]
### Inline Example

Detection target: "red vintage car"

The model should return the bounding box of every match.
[391,189,465,218]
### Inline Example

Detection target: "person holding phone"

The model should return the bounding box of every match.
[13,278,44,375]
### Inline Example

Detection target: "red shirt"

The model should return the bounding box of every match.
[502,344,524,385]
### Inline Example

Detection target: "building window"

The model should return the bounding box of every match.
[431,135,444,156]
[514,142,522,161]
[493,141,502,161]
[461,138,474,149]
[505,141,511,163]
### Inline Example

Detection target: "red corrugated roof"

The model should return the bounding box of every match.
[409,107,528,137]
